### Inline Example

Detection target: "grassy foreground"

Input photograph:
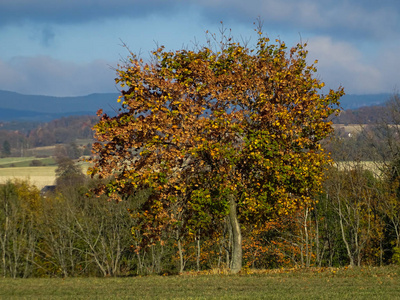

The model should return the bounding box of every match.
[1,266,400,299]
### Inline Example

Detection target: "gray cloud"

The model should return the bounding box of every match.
[0,0,181,26]
[2,1,398,42]
[195,0,400,41]
[0,56,118,96]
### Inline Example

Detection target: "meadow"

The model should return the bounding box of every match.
[0,156,56,168]
[0,266,399,299]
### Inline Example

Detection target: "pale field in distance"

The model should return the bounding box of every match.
[334,161,384,177]
[0,158,91,189]
[0,166,57,189]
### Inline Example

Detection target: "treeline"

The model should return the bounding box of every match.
[27,116,98,147]
[1,159,400,278]
[0,161,137,278]
[0,115,98,156]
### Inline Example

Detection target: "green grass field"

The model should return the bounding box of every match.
[0,156,56,167]
[0,267,399,299]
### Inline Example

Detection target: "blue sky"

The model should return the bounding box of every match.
[0,0,399,96]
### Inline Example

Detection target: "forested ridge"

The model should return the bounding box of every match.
[0,115,98,157]
[0,96,388,155]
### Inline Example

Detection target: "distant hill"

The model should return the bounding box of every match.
[339,93,391,110]
[0,90,119,121]
[332,105,389,124]
[0,89,393,122]
[0,107,99,122]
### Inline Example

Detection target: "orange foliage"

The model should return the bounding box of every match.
[89,25,344,268]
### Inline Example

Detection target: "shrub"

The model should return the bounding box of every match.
[30,160,43,166]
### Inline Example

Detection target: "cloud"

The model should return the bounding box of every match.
[0,56,118,96]
[0,36,396,97]
[376,46,400,93]
[1,1,398,44]
[0,0,181,26]
[307,36,383,94]
[195,0,400,41]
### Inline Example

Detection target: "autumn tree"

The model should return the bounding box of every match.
[89,27,344,273]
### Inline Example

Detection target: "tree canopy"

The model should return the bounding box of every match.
[89,28,344,273]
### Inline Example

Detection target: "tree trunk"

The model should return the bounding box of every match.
[338,198,355,267]
[196,230,200,272]
[228,195,242,274]
[226,219,231,269]
[2,211,8,278]
[177,238,184,273]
